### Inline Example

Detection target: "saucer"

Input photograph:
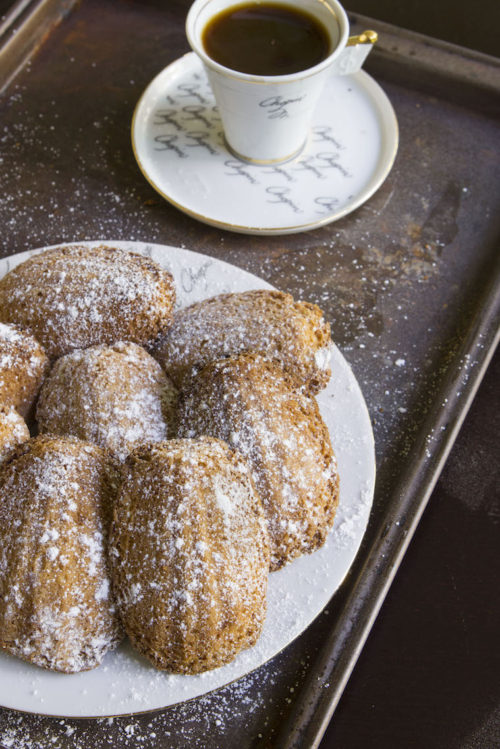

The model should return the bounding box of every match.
[132,53,398,235]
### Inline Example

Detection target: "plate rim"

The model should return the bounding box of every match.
[0,240,376,717]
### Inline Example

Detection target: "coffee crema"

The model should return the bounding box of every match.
[202,2,333,76]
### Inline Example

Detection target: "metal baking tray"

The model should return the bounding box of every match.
[0,0,499,746]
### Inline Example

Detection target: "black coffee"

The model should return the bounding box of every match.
[202,2,332,76]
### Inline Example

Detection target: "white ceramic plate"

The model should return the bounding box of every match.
[0,240,375,717]
[132,53,398,235]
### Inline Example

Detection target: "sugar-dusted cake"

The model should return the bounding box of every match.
[0,245,175,359]
[177,354,339,570]
[152,289,333,393]
[0,322,49,417]
[0,405,30,462]
[37,341,178,461]
[0,435,122,673]
[109,437,270,673]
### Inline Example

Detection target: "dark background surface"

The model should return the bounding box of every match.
[319,4,499,748]
[350,0,499,57]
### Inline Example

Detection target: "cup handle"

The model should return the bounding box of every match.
[331,29,378,75]
[346,30,378,47]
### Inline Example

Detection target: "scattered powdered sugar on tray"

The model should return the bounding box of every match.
[0,17,489,743]
[0,656,292,748]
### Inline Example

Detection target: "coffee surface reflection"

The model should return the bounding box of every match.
[202,2,333,76]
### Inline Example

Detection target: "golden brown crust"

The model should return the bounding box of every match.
[151,289,332,394]
[0,245,175,359]
[37,342,178,461]
[0,322,49,417]
[109,437,270,674]
[177,354,339,571]
[0,435,122,673]
[0,405,30,462]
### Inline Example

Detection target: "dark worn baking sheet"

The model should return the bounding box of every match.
[0,1,499,747]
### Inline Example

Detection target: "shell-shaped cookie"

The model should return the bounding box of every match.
[0,405,30,462]
[152,289,332,394]
[177,354,339,571]
[0,245,175,359]
[37,342,178,461]
[109,437,270,674]
[0,435,122,673]
[0,322,49,417]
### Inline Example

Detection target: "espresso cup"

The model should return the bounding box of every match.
[186,0,377,164]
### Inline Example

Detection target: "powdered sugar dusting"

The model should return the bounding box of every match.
[213,474,238,521]
[177,353,339,571]
[37,341,178,461]
[0,435,122,674]
[110,437,270,673]
[0,405,30,461]
[314,343,333,370]
[0,322,49,417]
[0,245,175,359]
[153,289,332,393]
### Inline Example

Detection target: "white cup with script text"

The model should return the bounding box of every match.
[186,0,377,164]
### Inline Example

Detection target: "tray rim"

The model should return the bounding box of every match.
[277,254,500,747]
